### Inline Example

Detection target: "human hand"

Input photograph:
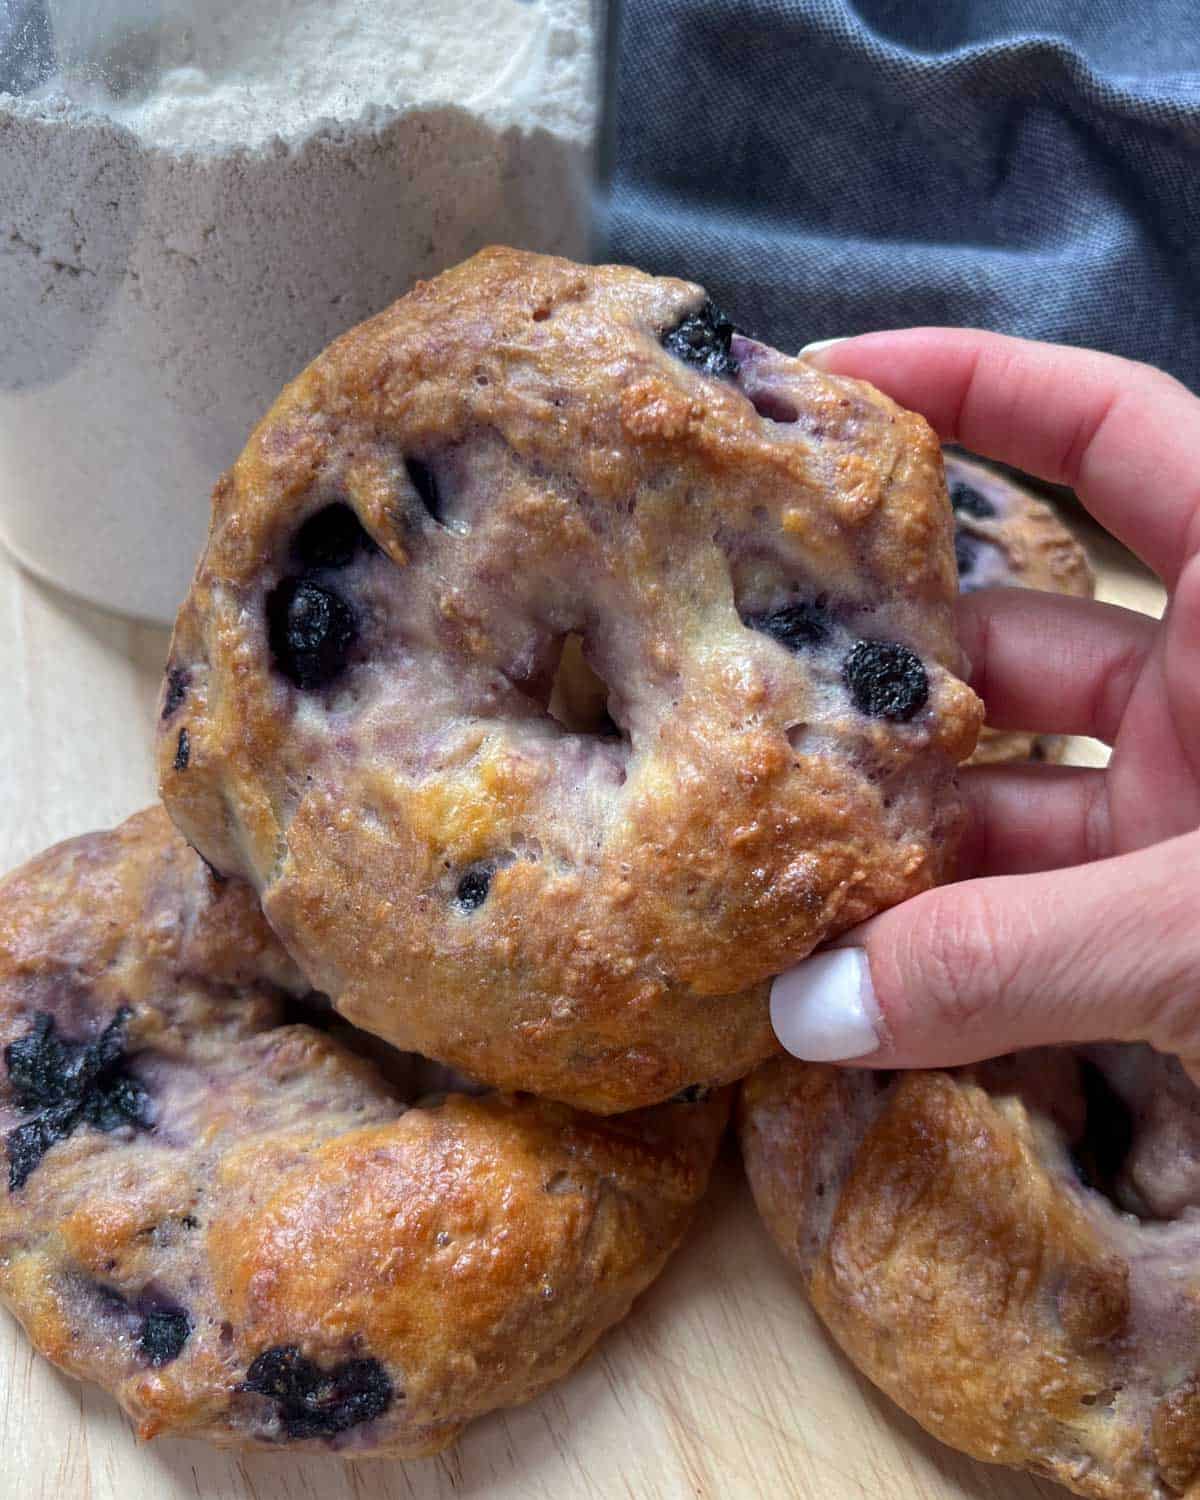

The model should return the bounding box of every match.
[770,329,1200,1071]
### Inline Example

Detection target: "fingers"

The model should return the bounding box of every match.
[957,588,1157,743]
[807,328,1200,586]
[770,832,1200,1069]
[957,764,1111,878]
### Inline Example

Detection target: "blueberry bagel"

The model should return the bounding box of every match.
[0,808,726,1455]
[947,452,1094,766]
[739,1050,1200,1499]
[158,246,982,1113]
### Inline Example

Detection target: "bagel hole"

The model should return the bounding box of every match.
[547,633,622,739]
[1071,1058,1139,1214]
[1068,1048,1200,1222]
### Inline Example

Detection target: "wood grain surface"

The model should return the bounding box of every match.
[0,518,1166,1500]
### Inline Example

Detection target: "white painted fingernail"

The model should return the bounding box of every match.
[770,949,881,1061]
[799,336,849,358]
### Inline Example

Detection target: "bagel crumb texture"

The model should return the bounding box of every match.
[739,1049,1200,1500]
[159,246,982,1113]
[0,808,726,1455]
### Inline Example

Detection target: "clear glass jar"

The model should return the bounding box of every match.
[0,0,595,621]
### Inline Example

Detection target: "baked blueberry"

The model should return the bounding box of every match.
[161,667,189,720]
[661,298,739,377]
[239,1345,393,1440]
[949,479,996,519]
[266,579,358,690]
[294,503,373,570]
[842,640,929,723]
[746,602,832,651]
[139,1307,191,1366]
[174,729,190,771]
[5,1008,149,1190]
[456,866,492,912]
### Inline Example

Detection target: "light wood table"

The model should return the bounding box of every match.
[0,526,1166,1500]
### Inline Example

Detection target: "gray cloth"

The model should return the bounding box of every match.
[597,0,1200,390]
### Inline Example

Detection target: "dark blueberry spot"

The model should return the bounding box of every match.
[949,480,996,519]
[1072,1060,1136,1205]
[161,667,189,720]
[266,578,358,691]
[139,1307,191,1366]
[174,728,190,771]
[661,298,739,378]
[239,1345,393,1440]
[455,867,492,912]
[4,1009,150,1190]
[842,640,929,723]
[180,1215,199,1230]
[668,1083,711,1104]
[294,503,373,570]
[954,530,978,580]
[406,458,442,524]
[746,602,832,652]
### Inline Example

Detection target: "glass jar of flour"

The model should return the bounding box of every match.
[0,0,596,621]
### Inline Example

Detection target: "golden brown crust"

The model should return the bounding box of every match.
[946,452,1095,767]
[158,246,981,1112]
[738,1053,1200,1500]
[0,809,727,1455]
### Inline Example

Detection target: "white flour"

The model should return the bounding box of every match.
[0,0,596,621]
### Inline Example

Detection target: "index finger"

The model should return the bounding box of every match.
[807,328,1200,587]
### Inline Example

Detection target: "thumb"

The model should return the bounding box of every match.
[769,831,1200,1069]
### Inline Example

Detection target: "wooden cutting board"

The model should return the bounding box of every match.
[0,519,1165,1500]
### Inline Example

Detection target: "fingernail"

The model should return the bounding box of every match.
[770,948,881,1061]
[799,335,849,359]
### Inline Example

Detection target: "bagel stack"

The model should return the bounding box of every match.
[4,247,993,1463]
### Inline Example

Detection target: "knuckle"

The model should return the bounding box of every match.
[896,883,1016,1037]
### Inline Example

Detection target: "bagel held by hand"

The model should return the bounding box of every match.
[0,809,726,1456]
[739,1052,1200,1500]
[158,246,981,1113]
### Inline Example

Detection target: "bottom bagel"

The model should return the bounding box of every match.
[0,807,727,1456]
[739,1050,1200,1500]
